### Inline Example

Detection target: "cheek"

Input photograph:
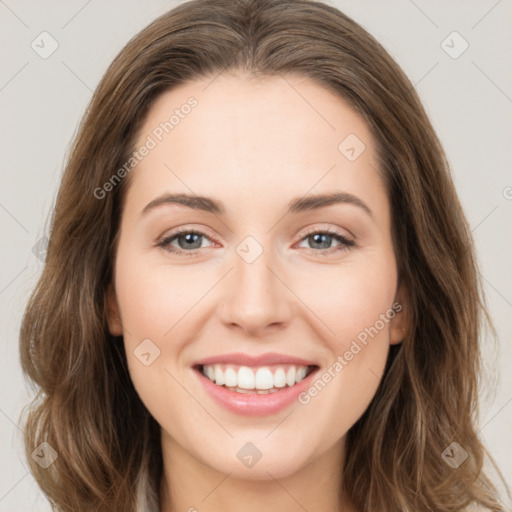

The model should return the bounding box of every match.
[112,248,195,405]
[113,246,234,429]
[291,255,396,430]
[291,253,397,346]
[114,250,215,341]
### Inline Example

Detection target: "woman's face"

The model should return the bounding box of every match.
[108,73,407,480]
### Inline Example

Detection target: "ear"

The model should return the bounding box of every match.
[106,283,123,336]
[389,284,410,345]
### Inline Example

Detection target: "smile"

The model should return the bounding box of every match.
[192,353,320,416]
[198,363,315,394]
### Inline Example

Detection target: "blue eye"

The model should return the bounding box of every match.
[297,231,355,254]
[157,228,355,257]
[157,230,212,254]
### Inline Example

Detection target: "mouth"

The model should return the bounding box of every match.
[193,363,319,395]
[192,359,320,416]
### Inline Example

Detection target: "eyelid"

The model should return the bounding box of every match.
[298,223,355,243]
[157,224,219,244]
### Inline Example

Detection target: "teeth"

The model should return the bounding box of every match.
[238,366,255,389]
[201,364,312,391]
[224,367,237,387]
[214,366,225,386]
[286,366,296,387]
[255,367,273,389]
[274,367,287,387]
[296,366,307,381]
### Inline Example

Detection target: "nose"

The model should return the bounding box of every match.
[218,247,293,336]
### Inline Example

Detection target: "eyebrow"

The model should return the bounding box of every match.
[141,191,373,218]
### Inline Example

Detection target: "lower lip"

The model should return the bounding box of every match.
[194,366,319,417]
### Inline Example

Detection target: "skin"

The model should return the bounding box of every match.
[107,72,408,512]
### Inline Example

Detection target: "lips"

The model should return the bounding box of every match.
[191,352,320,416]
[192,351,318,367]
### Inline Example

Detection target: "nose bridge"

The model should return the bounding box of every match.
[218,235,292,332]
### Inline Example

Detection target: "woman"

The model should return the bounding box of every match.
[19,0,507,510]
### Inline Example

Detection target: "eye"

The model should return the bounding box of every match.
[157,229,215,256]
[157,227,356,257]
[295,228,355,255]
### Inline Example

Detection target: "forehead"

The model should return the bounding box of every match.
[126,73,387,222]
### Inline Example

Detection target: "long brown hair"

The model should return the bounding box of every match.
[19,0,506,510]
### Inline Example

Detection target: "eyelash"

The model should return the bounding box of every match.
[156,227,356,257]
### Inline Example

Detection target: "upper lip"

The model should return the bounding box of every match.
[193,352,318,368]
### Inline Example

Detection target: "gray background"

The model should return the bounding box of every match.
[1,0,511,510]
